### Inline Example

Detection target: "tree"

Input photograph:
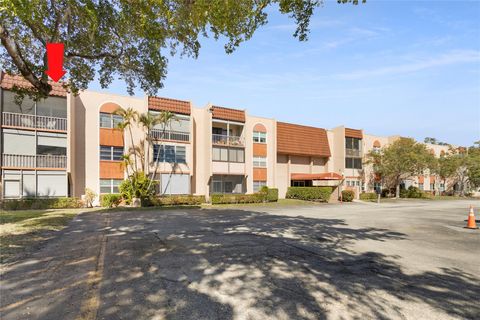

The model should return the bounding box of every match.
[466,142,480,190]
[148,111,177,192]
[366,138,436,198]
[1,0,363,100]
[138,112,161,175]
[114,107,139,170]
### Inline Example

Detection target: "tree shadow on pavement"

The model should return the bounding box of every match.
[1,208,478,320]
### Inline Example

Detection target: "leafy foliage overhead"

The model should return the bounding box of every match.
[1,0,363,99]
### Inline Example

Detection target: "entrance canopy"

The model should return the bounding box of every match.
[291,172,343,187]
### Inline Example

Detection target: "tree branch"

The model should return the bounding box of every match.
[0,24,51,96]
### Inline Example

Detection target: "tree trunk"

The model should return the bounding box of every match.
[396,184,400,198]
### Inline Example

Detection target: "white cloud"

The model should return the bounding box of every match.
[336,50,480,80]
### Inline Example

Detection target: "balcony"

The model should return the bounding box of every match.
[346,148,362,157]
[149,129,189,142]
[212,134,245,147]
[2,112,67,132]
[2,154,67,169]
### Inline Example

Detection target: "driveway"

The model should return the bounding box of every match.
[1,200,479,319]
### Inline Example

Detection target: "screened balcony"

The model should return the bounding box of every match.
[149,129,190,142]
[212,121,245,147]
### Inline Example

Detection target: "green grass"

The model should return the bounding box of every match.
[0,208,88,262]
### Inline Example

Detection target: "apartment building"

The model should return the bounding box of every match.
[0,73,454,200]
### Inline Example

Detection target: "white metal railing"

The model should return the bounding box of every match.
[212,134,244,147]
[2,154,67,168]
[149,129,190,142]
[2,112,67,131]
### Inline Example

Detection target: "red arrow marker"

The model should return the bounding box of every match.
[45,43,66,82]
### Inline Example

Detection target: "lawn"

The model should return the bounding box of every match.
[0,208,87,262]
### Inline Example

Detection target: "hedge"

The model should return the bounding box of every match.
[211,193,265,204]
[150,195,206,206]
[260,186,279,202]
[286,187,332,202]
[341,190,355,202]
[359,192,377,201]
[100,194,122,208]
[1,197,83,210]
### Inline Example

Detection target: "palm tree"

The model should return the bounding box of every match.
[114,107,139,172]
[147,111,177,191]
[128,143,146,173]
[120,154,133,178]
[138,112,160,175]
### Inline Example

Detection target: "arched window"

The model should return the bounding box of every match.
[253,123,267,143]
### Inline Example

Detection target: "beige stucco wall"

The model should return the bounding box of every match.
[72,90,147,201]
[245,114,276,193]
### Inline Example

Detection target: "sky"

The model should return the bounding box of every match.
[88,0,480,146]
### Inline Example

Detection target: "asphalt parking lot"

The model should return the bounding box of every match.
[1,200,479,320]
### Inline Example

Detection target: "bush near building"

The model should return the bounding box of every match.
[1,198,83,210]
[341,190,355,202]
[100,194,122,208]
[150,195,206,206]
[260,186,279,202]
[286,187,332,202]
[359,192,377,201]
[211,193,265,204]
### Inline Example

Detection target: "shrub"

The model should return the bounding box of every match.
[119,172,157,204]
[151,195,206,206]
[266,188,279,202]
[360,192,377,201]
[286,187,332,202]
[341,190,355,202]
[1,197,83,210]
[84,188,97,208]
[406,186,424,198]
[100,194,122,208]
[211,193,264,204]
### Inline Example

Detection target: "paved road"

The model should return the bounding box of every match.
[1,200,479,320]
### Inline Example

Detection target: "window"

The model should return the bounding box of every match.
[419,183,424,190]
[100,179,122,194]
[253,181,267,192]
[253,156,267,167]
[212,147,244,163]
[153,145,186,163]
[430,183,435,190]
[345,137,362,150]
[100,113,123,128]
[345,157,362,169]
[100,146,124,161]
[211,175,244,194]
[253,131,267,143]
[374,182,382,194]
[440,183,445,192]
[292,181,305,187]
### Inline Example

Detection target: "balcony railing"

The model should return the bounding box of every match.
[2,154,67,169]
[149,129,190,142]
[212,134,245,147]
[346,148,362,157]
[2,112,67,131]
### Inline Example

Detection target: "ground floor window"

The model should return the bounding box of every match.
[100,179,122,194]
[253,181,267,192]
[430,183,435,191]
[291,180,312,187]
[2,170,67,198]
[440,183,445,192]
[211,175,245,194]
[419,183,424,191]
[159,173,190,195]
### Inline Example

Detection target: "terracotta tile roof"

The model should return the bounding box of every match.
[211,106,245,122]
[148,96,191,115]
[291,173,342,180]
[345,128,363,139]
[277,122,331,157]
[0,72,67,97]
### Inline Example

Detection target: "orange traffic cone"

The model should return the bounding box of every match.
[465,205,478,229]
